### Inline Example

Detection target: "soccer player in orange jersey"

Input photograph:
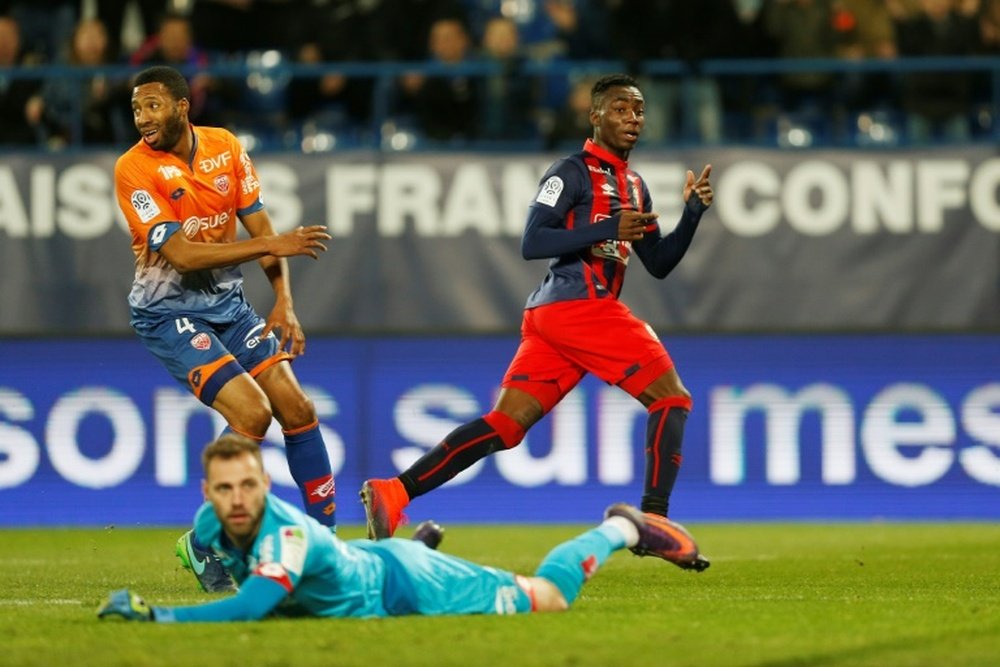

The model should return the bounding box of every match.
[115,65,335,592]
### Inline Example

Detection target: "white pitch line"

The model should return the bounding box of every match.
[0,599,82,606]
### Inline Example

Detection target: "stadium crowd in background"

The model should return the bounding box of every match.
[0,0,999,148]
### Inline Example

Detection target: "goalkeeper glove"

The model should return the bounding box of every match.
[97,588,155,622]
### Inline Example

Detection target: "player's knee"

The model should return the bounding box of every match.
[530,578,570,612]
[274,395,317,430]
[234,402,273,437]
[484,410,527,449]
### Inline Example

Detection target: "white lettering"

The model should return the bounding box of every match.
[379,164,441,236]
[861,384,955,486]
[959,383,1000,486]
[0,389,40,488]
[968,158,1000,232]
[916,160,968,232]
[710,383,855,485]
[0,166,30,238]
[327,164,376,236]
[851,161,913,233]
[783,161,849,236]
[46,388,145,488]
[441,164,501,236]
[716,161,782,236]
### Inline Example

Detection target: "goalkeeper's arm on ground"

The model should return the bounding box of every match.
[99,576,287,623]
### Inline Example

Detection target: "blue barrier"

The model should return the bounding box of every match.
[1,334,997,526]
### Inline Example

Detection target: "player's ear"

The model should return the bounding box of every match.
[201,478,209,500]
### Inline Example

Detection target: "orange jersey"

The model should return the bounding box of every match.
[114,125,263,320]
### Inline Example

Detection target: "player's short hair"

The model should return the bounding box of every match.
[202,434,265,475]
[133,65,190,103]
[591,73,640,109]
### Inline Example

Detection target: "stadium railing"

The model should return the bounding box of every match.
[0,56,997,151]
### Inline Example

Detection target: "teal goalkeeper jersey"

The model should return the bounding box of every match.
[156,493,531,622]
[190,493,387,618]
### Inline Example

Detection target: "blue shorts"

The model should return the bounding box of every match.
[354,539,534,616]
[132,302,290,405]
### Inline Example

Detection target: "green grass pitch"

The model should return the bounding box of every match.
[2,522,998,667]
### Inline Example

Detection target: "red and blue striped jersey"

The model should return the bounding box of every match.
[522,139,705,309]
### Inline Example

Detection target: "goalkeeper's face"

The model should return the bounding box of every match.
[203,452,271,546]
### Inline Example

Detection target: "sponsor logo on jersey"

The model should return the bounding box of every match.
[198,151,232,173]
[182,211,230,237]
[130,190,160,223]
[305,475,335,503]
[279,526,307,575]
[214,175,230,194]
[157,165,183,180]
[535,176,563,207]
[587,165,612,176]
[190,333,211,351]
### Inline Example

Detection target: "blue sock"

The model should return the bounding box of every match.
[283,422,336,529]
[534,525,623,605]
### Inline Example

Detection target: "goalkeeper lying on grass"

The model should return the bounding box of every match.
[98,434,708,623]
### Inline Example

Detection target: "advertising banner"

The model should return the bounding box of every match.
[0,148,997,335]
[1,335,996,526]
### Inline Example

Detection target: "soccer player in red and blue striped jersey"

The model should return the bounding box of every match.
[363,74,713,567]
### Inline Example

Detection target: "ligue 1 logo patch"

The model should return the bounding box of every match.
[190,332,211,350]
[214,175,231,193]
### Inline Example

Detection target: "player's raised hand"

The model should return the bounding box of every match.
[269,225,331,259]
[97,589,154,621]
[617,210,659,241]
[683,165,713,207]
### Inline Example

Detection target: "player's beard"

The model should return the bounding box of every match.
[154,110,188,152]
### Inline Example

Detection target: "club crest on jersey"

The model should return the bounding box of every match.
[535,176,563,207]
[214,175,231,193]
[190,333,212,350]
[130,189,160,223]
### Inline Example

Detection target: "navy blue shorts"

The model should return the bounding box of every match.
[132,302,290,405]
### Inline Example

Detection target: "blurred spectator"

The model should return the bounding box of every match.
[379,0,468,60]
[189,0,305,55]
[761,0,840,111]
[37,17,130,148]
[1,0,77,63]
[978,0,1000,51]
[129,11,226,125]
[287,0,386,131]
[478,16,539,141]
[96,0,168,60]
[544,75,594,149]
[463,0,612,60]
[397,15,482,142]
[890,0,981,142]
[0,14,44,145]
[834,1,899,115]
[608,0,748,143]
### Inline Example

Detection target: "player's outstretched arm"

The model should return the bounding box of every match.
[98,576,289,623]
[635,164,713,279]
[157,224,330,273]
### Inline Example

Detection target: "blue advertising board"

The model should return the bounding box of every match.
[1,335,997,526]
